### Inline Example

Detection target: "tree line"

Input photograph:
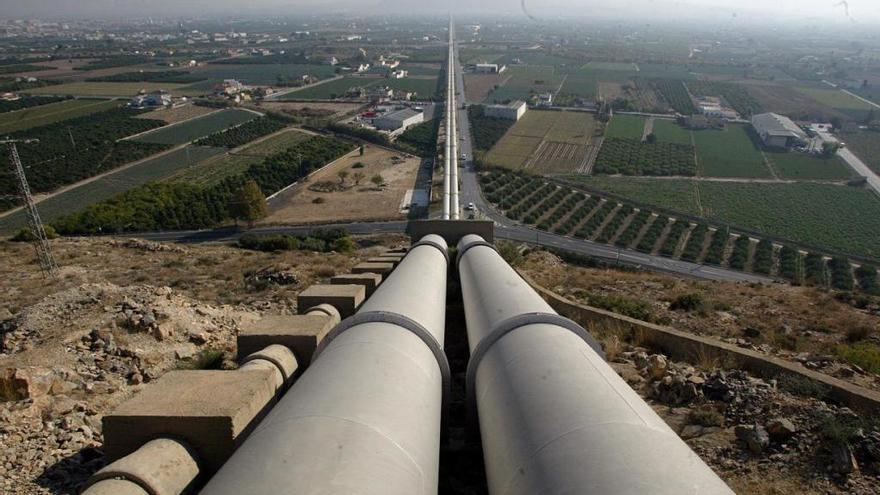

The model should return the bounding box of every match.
[52,135,353,234]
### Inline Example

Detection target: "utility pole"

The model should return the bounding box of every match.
[3,139,58,277]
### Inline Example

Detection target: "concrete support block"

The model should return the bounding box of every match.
[237,313,338,366]
[351,262,394,275]
[81,479,149,495]
[85,438,199,495]
[367,256,404,266]
[103,369,278,473]
[241,344,299,390]
[384,248,408,255]
[297,284,365,318]
[331,273,383,296]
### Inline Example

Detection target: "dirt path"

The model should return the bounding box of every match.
[641,117,655,142]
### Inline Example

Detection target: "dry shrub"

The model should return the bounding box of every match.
[314,265,336,278]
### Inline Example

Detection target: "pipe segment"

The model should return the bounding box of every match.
[81,438,199,495]
[200,234,450,495]
[456,234,735,495]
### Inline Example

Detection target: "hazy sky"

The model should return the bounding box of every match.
[1,0,878,24]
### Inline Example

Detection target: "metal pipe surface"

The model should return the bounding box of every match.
[448,17,460,220]
[200,235,449,495]
[456,234,735,495]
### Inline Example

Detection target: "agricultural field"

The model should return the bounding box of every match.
[264,145,420,224]
[649,79,696,114]
[794,87,877,111]
[484,110,599,173]
[583,62,639,72]
[130,109,259,145]
[484,66,565,103]
[0,107,168,213]
[194,117,288,149]
[170,130,311,186]
[279,74,439,100]
[605,114,645,140]
[839,130,880,175]
[764,150,854,180]
[189,64,338,86]
[685,81,764,117]
[0,146,224,234]
[651,119,692,145]
[744,83,849,123]
[463,74,507,103]
[133,104,216,124]
[26,82,205,97]
[594,138,696,176]
[256,101,363,119]
[692,124,771,178]
[0,98,119,134]
[564,175,880,259]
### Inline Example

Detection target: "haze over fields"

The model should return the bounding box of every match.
[2,0,880,24]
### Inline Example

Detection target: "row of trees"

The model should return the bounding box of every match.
[86,70,206,83]
[0,107,168,211]
[594,137,696,176]
[52,136,353,234]
[0,95,67,113]
[194,117,288,149]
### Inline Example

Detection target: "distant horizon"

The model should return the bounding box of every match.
[1,0,879,28]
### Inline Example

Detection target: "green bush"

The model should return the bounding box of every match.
[585,293,653,322]
[10,225,58,241]
[836,342,880,374]
[670,293,706,312]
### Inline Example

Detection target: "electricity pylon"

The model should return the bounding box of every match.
[3,139,58,277]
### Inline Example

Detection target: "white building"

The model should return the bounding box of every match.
[389,69,408,79]
[475,63,506,74]
[538,93,553,107]
[484,101,527,121]
[373,107,424,132]
[751,113,808,149]
[129,90,172,108]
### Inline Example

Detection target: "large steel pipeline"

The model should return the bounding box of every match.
[448,18,460,220]
[200,234,450,495]
[456,234,735,495]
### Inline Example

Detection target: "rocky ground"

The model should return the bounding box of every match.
[0,236,403,495]
[612,345,880,494]
[1,238,878,494]
[520,249,880,392]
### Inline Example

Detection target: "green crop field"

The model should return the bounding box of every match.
[583,62,639,72]
[693,124,771,177]
[652,119,692,145]
[0,99,119,134]
[0,146,224,234]
[794,87,876,110]
[840,130,880,175]
[563,175,880,259]
[131,109,258,145]
[605,115,645,140]
[27,82,205,97]
[170,129,310,185]
[557,74,599,101]
[765,151,854,180]
[485,66,565,103]
[191,64,338,86]
[279,74,439,100]
[485,110,598,173]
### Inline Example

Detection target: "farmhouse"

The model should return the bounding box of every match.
[475,63,506,74]
[751,112,808,149]
[389,69,408,79]
[484,101,527,121]
[373,107,424,132]
[129,90,172,108]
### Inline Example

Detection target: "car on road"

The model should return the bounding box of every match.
[466,202,475,211]
[460,153,467,160]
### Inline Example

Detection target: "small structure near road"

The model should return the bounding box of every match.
[485,100,527,121]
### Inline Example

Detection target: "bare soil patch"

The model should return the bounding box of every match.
[263,144,420,224]
[463,74,504,103]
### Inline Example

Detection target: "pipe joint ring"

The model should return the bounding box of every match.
[410,239,450,264]
[455,240,495,267]
[465,312,604,410]
[313,311,452,404]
